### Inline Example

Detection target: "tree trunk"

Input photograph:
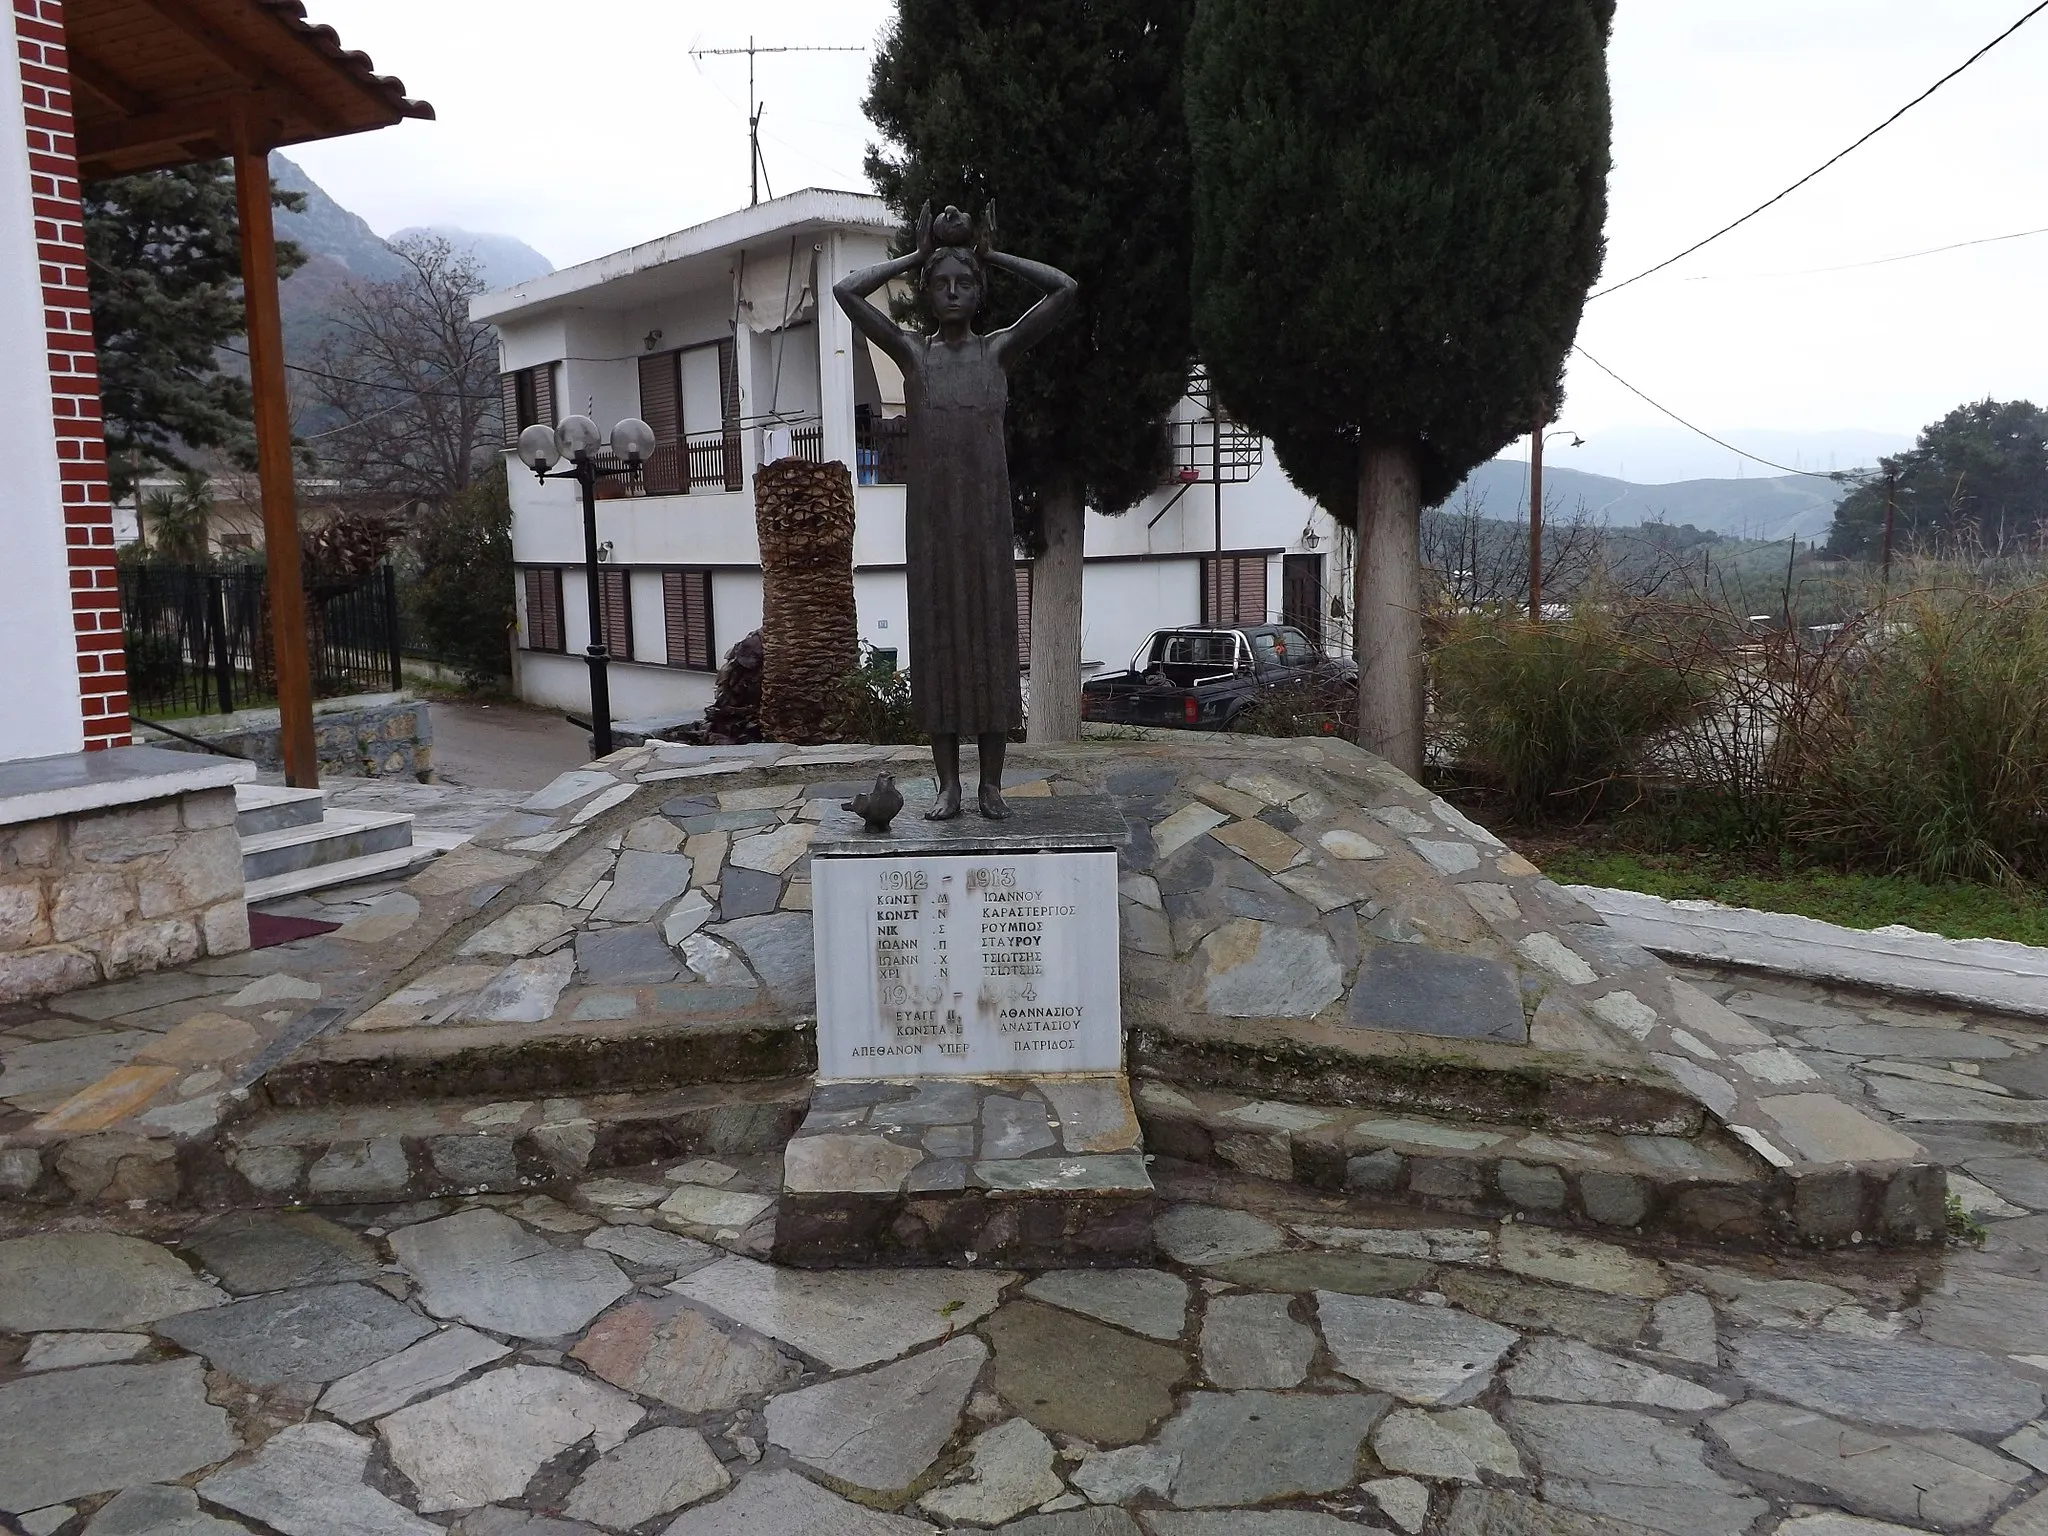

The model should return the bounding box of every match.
[1026,481,1086,743]
[756,457,858,744]
[1355,440,1425,778]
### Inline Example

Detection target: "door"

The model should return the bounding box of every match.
[1283,554,1325,648]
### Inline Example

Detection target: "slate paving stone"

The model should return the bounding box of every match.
[389,1209,632,1340]
[1437,1272,1646,1355]
[1198,919,1343,1018]
[712,868,783,920]
[562,1425,729,1528]
[1798,1024,2014,1059]
[983,1094,1058,1158]
[1157,1391,1387,1507]
[200,1420,438,1536]
[1497,1226,1668,1300]
[21,1331,150,1371]
[1921,1266,2048,1356]
[0,1359,238,1513]
[1440,1489,1666,1536]
[583,1226,718,1275]
[0,1233,223,1331]
[1372,1405,1521,1483]
[917,1417,1064,1527]
[1346,946,1528,1042]
[594,852,694,922]
[668,1256,1009,1371]
[1139,1510,1374,1534]
[1318,1294,1518,1405]
[317,1326,512,1424]
[1210,1251,1432,1297]
[1506,1338,1727,1412]
[1071,1444,1179,1504]
[1024,1269,1189,1341]
[1984,1051,2048,1099]
[995,1511,1141,1536]
[380,1364,642,1513]
[155,1282,436,1387]
[572,1295,795,1411]
[1731,1327,2042,1432]
[463,952,576,1024]
[1152,1205,1285,1266]
[182,1211,379,1294]
[1507,1401,1767,1536]
[767,1336,985,1492]
[710,913,814,1009]
[656,1185,774,1230]
[983,1300,1188,1447]
[1199,1293,1316,1387]
[661,1469,936,1535]
[1645,1293,1717,1365]
[1712,1400,2028,1529]
[575,927,684,985]
[82,1483,249,1535]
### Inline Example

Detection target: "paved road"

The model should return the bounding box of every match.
[2,968,2047,1535]
[428,699,595,792]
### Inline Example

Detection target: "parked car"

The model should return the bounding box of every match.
[1079,625,1355,730]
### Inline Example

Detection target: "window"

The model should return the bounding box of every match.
[1282,553,1325,647]
[522,568,565,652]
[1015,564,1033,670]
[635,341,744,492]
[662,570,715,670]
[596,568,632,661]
[501,363,557,445]
[1201,554,1267,627]
[636,351,683,495]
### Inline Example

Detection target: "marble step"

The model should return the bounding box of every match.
[775,1075,1157,1269]
[240,807,415,883]
[242,844,434,905]
[233,783,326,837]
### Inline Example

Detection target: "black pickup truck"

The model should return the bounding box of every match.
[1079,624,1355,730]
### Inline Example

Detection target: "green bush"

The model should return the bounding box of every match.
[408,464,515,690]
[1792,581,2048,884]
[1432,608,1704,821]
[1232,672,1358,739]
[821,646,921,745]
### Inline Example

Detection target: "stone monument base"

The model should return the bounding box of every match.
[773,1076,1156,1268]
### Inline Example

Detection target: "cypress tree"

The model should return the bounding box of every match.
[865,0,1196,741]
[1186,0,1614,774]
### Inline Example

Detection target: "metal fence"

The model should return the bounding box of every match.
[119,562,403,718]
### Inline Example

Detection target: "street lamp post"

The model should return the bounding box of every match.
[1528,424,1584,622]
[516,414,657,759]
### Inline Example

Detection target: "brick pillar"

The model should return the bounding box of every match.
[14,0,129,749]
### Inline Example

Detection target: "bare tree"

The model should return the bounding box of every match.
[1422,487,1607,611]
[309,235,500,508]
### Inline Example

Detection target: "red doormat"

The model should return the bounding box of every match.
[248,912,341,949]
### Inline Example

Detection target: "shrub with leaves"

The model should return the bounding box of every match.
[1792,580,2048,884]
[1433,608,1704,821]
[408,460,514,690]
[822,647,923,746]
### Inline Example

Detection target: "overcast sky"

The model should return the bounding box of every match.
[290,0,2048,482]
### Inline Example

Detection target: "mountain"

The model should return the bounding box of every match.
[391,226,553,289]
[1454,459,1853,544]
[1514,425,1912,484]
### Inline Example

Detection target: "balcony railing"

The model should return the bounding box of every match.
[856,412,909,485]
[595,429,745,497]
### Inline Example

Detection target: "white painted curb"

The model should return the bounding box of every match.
[1570,884,2048,1021]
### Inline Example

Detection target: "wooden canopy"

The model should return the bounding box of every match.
[69,0,431,180]
[64,0,430,786]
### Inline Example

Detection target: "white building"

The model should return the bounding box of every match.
[473,188,1352,725]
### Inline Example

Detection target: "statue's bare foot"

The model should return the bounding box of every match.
[978,783,1011,820]
[925,783,963,821]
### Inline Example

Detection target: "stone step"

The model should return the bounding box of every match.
[164,1078,809,1210]
[240,806,415,883]
[775,1075,1156,1268]
[1136,1077,1942,1248]
[242,844,435,904]
[259,1008,815,1108]
[232,782,327,837]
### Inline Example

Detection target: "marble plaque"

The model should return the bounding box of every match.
[813,848,1122,1079]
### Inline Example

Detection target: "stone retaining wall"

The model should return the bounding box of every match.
[0,787,249,1003]
[145,694,433,780]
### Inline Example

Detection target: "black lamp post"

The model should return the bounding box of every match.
[516,413,656,759]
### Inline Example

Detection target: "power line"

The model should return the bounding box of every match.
[1590,0,2048,301]
[1684,223,2048,282]
[219,342,498,403]
[1569,345,1846,481]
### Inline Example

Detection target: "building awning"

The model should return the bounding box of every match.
[68,0,432,181]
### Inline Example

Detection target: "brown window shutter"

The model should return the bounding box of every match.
[598,568,633,660]
[533,364,556,430]
[1015,564,1033,670]
[637,352,682,494]
[718,339,744,490]
[501,373,521,446]
[1236,556,1266,624]
[662,570,715,670]
[524,568,565,652]
[1201,557,1220,625]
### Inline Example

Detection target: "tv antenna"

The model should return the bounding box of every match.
[688,36,866,206]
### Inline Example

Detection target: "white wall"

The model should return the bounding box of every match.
[0,10,83,762]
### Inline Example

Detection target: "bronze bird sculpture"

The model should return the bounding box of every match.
[843,771,904,833]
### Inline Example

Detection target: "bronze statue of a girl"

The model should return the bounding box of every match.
[834,204,1077,819]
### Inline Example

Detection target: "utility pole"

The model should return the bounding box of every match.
[689,36,865,206]
[1880,466,1898,584]
[1528,415,1545,623]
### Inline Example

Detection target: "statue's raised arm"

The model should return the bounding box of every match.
[831,202,932,371]
[986,248,1079,366]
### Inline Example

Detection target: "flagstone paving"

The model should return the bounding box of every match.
[2,959,2047,1535]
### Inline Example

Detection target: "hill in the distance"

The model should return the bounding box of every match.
[1455,458,1854,544]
